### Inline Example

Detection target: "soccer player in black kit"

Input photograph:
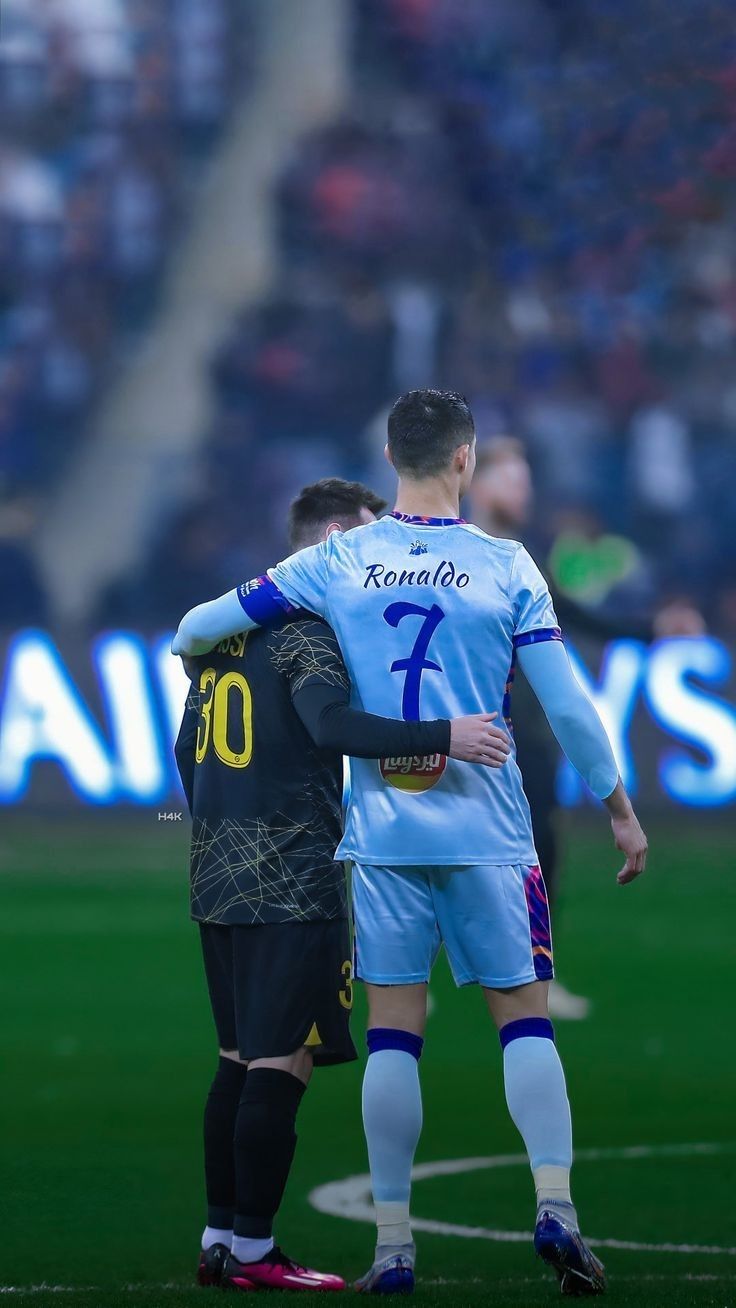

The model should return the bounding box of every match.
[175,478,511,1292]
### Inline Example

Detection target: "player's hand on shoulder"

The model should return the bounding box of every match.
[449,712,511,768]
[611,809,648,885]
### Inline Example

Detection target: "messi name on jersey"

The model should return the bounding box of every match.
[363,559,470,590]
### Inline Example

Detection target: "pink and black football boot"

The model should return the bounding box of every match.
[221,1245,345,1292]
[197,1241,230,1286]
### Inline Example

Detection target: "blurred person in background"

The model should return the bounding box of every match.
[468,438,705,1020]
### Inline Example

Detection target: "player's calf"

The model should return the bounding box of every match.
[358,1019,424,1294]
[231,1065,305,1266]
[197,1054,248,1284]
[492,1012,605,1291]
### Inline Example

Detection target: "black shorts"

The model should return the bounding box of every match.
[199,918,357,1066]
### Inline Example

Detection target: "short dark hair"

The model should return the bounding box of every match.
[288,477,387,550]
[387,389,475,478]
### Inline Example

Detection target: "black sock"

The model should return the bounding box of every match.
[203,1056,248,1229]
[233,1068,307,1240]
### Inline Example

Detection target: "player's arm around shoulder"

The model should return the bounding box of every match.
[277,617,512,765]
[171,539,335,657]
[172,586,252,656]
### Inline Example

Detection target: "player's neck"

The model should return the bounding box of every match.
[394,476,461,520]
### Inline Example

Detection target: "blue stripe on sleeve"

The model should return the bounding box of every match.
[237,575,296,625]
[512,626,562,651]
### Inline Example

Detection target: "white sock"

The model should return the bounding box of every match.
[374,1201,414,1253]
[201,1225,232,1251]
[362,1047,423,1256]
[502,1031,573,1206]
[533,1163,574,1209]
[231,1235,274,1264]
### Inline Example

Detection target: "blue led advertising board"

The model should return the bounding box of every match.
[0,630,734,809]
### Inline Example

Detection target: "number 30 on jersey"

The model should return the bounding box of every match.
[195,668,253,769]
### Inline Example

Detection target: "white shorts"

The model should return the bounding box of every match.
[352,862,553,989]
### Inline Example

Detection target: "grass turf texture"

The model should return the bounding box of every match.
[1,814,735,1307]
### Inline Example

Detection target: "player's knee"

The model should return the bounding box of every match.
[234,1065,307,1135]
[248,1046,313,1085]
[208,1052,248,1102]
[483,979,549,1030]
[291,1045,314,1084]
[366,982,427,1036]
[219,1046,248,1065]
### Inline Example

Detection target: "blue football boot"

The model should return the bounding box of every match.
[355,1247,416,1295]
[534,1203,607,1295]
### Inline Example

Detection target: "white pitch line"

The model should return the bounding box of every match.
[5,1144,735,1295]
[0,1287,200,1297]
[0,1287,98,1297]
[0,1285,189,1296]
[3,1272,731,1295]
[309,1141,736,1257]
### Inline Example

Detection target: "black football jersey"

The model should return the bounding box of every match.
[176,619,350,926]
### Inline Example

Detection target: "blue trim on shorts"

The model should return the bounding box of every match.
[499,1016,555,1049]
[367,1027,424,1061]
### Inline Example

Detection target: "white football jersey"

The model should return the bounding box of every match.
[269,512,561,866]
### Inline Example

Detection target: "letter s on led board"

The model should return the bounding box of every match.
[644,638,736,807]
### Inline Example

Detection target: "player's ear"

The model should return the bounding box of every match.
[323,521,342,540]
[384,442,395,468]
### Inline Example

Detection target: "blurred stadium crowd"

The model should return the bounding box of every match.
[0,0,251,623]
[2,0,736,636]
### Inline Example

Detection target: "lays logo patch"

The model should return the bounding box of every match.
[379,753,447,793]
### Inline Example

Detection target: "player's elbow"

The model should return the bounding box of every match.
[307,702,353,754]
[310,714,342,753]
[311,726,334,752]
[172,606,211,657]
[589,761,619,800]
[550,704,581,738]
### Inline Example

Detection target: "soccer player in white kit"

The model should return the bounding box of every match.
[173,390,648,1297]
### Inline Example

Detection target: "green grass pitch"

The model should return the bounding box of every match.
[1,814,735,1307]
